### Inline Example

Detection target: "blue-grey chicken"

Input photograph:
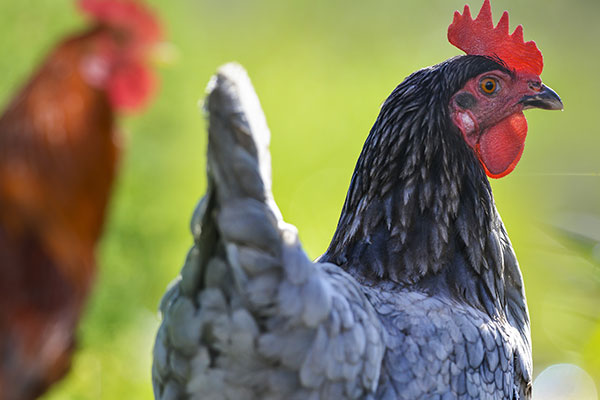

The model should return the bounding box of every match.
[152,1,563,398]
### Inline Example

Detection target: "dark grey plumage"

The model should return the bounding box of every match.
[153,58,532,399]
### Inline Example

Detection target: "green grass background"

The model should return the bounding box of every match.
[0,0,599,398]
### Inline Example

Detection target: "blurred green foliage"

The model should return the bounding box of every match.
[0,0,598,398]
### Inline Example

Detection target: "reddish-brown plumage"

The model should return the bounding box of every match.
[0,1,161,398]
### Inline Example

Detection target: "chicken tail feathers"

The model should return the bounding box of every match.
[204,63,281,220]
[153,64,384,400]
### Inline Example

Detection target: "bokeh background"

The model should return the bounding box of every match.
[1,0,599,398]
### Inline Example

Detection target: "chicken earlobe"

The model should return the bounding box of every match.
[152,63,385,399]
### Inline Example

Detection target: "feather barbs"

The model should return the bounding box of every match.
[447,0,543,76]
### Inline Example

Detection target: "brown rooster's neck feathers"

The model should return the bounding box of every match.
[0,35,119,290]
[322,56,527,320]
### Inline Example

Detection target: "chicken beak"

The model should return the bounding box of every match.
[520,84,563,111]
[149,41,180,67]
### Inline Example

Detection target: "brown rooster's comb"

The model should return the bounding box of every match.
[447,0,543,75]
[79,0,162,45]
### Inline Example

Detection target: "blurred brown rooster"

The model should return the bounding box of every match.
[0,1,162,398]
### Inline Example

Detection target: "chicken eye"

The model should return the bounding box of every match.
[480,78,498,95]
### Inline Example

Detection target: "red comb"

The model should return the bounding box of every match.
[78,0,162,44]
[447,0,543,75]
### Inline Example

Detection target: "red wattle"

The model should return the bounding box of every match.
[107,61,156,112]
[477,112,528,178]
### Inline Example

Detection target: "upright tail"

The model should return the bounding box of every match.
[205,63,282,220]
[153,63,383,400]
